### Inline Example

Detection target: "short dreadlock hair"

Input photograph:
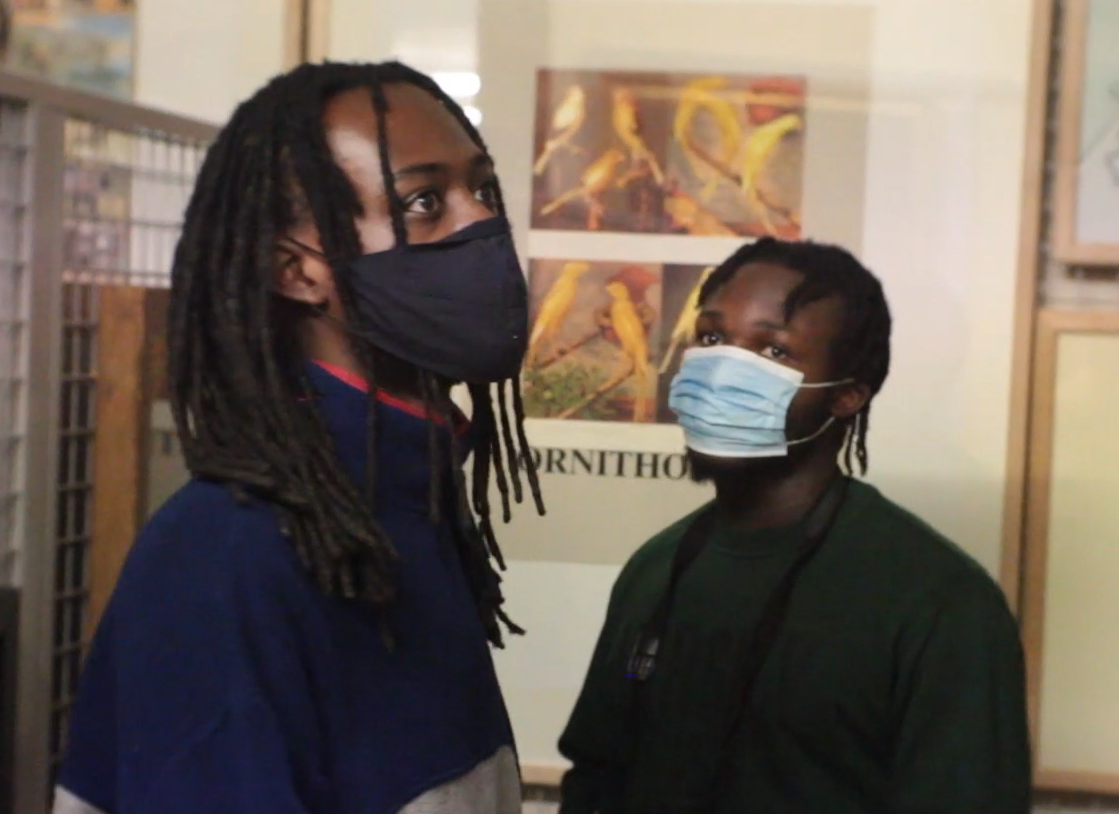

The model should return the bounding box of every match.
[168,60,543,647]
[698,237,892,475]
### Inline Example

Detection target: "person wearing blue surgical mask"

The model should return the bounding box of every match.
[558,238,1030,814]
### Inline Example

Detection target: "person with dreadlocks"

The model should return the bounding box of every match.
[557,238,1030,814]
[53,60,544,814]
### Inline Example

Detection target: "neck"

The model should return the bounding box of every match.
[712,444,842,530]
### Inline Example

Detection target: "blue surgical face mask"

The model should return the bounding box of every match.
[668,345,851,458]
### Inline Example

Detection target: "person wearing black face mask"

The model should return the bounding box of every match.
[53,62,544,814]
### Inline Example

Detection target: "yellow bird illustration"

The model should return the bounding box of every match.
[611,87,664,185]
[533,84,587,176]
[539,147,626,230]
[526,261,592,368]
[740,112,803,234]
[605,281,652,422]
[674,76,743,200]
[658,266,715,374]
[664,187,737,237]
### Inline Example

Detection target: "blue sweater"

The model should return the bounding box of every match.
[57,363,516,814]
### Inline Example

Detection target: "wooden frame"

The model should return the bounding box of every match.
[86,286,169,640]
[1000,0,1060,613]
[283,0,307,69]
[305,0,331,63]
[1051,0,1119,265]
[1005,0,1119,795]
[283,0,332,69]
[1020,308,1119,793]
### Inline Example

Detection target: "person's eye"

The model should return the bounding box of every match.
[403,189,443,217]
[696,330,723,347]
[760,344,791,361]
[475,181,499,211]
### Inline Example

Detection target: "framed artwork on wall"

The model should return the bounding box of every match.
[1053,0,1119,266]
[9,0,135,99]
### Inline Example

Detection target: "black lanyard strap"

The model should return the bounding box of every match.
[722,475,848,720]
[624,476,850,813]
[627,476,848,686]
[626,506,718,681]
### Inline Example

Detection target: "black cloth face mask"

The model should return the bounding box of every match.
[345,216,528,384]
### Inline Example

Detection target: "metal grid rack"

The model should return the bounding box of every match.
[48,281,96,777]
[0,100,28,592]
[46,123,208,779]
[0,99,29,814]
[62,121,201,289]
[0,68,217,814]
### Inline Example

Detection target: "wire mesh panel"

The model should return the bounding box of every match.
[62,121,203,289]
[47,121,208,775]
[49,281,96,777]
[0,101,30,590]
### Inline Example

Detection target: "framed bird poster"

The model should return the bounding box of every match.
[530,68,807,239]
[523,258,712,425]
[1052,0,1119,266]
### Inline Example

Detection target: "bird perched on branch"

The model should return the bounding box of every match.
[664,185,737,237]
[674,76,742,201]
[659,266,715,374]
[605,281,652,422]
[533,84,587,176]
[540,147,626,230]
[740,112,803,234]
[526,260,592,368]
[611,87,664,186]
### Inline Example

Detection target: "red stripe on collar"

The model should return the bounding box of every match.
[311,361,469,435]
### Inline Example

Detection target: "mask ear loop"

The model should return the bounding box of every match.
[787,415,836,446]
[798,377,854,390]
[787,377,856,446]
[368,74,409,249]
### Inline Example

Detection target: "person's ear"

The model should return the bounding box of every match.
[830,382,871,421]
[274,239,334,310]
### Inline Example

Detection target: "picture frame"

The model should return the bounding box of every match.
[1052,0,1119,266]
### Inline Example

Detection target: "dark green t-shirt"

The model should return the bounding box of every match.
[558,479,1030,814]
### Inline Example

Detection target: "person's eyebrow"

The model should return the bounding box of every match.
[698,310,789,331]
[752,318,789,331]
[392,153,492,181]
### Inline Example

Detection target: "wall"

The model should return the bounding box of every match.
[133,0,288,124]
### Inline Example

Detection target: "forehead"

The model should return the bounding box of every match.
[706,260,845,338]
[321,83,482,181]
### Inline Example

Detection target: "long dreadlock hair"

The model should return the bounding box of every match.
[698,237,892,476]
[167,61,543,647]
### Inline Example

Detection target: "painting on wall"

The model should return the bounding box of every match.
[522,258,712,425]
[11,0,134,100]
[1053,0,1119,265]
[530,68,806,238]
